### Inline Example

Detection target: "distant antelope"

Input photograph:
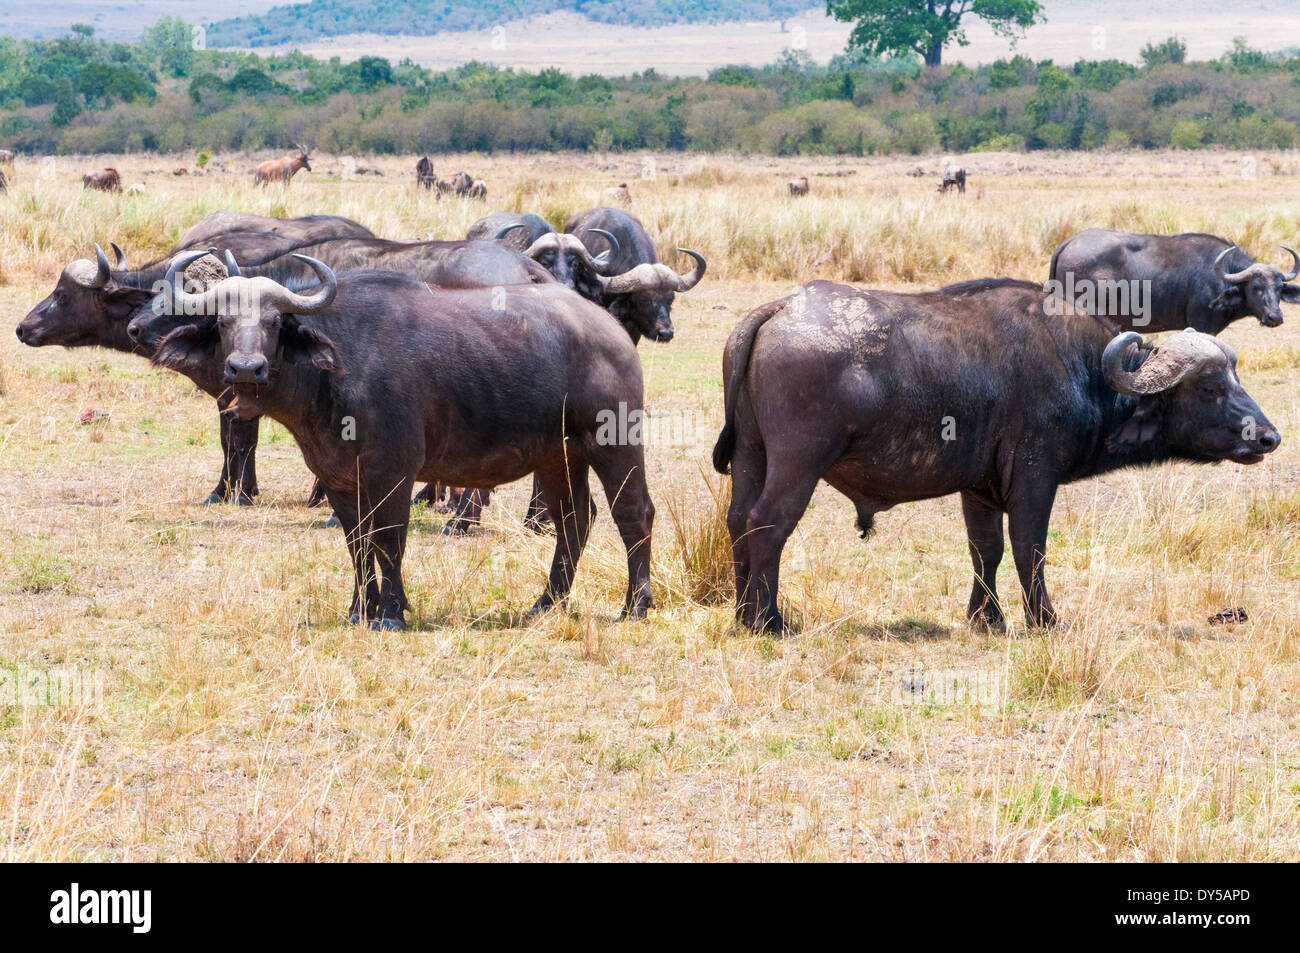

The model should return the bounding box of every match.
[787,176,809,197]
[253,144,311,187]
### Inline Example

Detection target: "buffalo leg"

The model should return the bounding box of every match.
[227,415,259,505]
[527,458,593,616]
[326,489,380,625]
[411,483,447,509]
[589,443,655,620]
[1007,485,1059,629]
[960,490,1006,631]
[205,403,259,504]
[368,477,414,629]
[443,487,492,536]
[725,442,767,627]
[522,475,552,532]
[742,457,824,635]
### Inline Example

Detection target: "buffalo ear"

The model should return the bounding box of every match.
[1209,287,1244,312]
[1106,404,1163,453]
[281,319,343,373]
[153,324,216,373]
[1281,284,1300,304]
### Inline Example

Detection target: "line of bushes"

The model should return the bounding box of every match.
[3,24,1299,157]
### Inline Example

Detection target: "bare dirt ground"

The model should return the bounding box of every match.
[2,148,1300,860]
[240,2,1300,76]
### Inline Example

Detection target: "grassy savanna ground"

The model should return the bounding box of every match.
[3,148,1300,860]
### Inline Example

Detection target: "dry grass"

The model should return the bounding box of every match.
[2,148,1300,860]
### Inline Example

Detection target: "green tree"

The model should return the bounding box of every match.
[826,0,1043,67]
[1139,36,1185,69]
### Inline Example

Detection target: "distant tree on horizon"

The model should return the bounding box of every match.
[825,0,1043,67]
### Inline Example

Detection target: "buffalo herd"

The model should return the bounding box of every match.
[13,183,1295,634]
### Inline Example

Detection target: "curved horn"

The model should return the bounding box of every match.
[164,249,226,315]
[109,241,129,270]
[272,255,337,314]
[587,228,621,257]
[1280,245,1299,282]
[224,250,242,278]
[1214,246,1252,284]
[89,244,112,288]
[1104,329,1221,397]
[671,248,707,292]
[1102,332,1147,397]
[494,222,527,240]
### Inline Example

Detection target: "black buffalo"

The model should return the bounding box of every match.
[16,245,264,505]
[173,212,373,252]
[564,207,705,344]
[1048,229,1300,334]
[467,212,554,250]
[713,279,1280,634]
[137,258,657,630]
[225,236,552,289]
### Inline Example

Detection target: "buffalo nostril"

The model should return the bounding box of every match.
[1260,431,1281,451]
[656,328,674,342]
[15,325,26,342]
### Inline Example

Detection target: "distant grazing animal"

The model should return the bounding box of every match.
[139,257,658,630]
[939,164,966,194]
[0,149,14,165]
[253,145,311,187]
[0,169,6,193]
[1048,229,1300,334]
[787,176,809,197]
[712,279,1280,634]
[172,167,188,176]
[415,155,435,189]
[605,183,632,206]
[468,179,487,199]
[82,168,121,192]
[449,171,473,194]
[125,183,146,195]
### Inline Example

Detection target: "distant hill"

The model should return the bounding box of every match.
[206,0,821,47]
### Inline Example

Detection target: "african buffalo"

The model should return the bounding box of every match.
[174,212,374,252]
[140,255,657,630]
[563,207,706,344]
[16,245,264,506]
[1048,229,1300,334]
[253,145,310,187]
[467,212,555,251]
[214,236,552,291]
[713,279,1280,634]
[83,168,121,192]
[415,155,435,189]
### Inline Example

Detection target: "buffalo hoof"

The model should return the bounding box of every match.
[201,492,225,505]
[348,612,361,626]
[441,520,475,537]
[323,515,340,528]
[235,495,254,507]
[968,615,1007,634]
[370,617,406,631]
[524,598,558,619]
[617,605,651,622]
